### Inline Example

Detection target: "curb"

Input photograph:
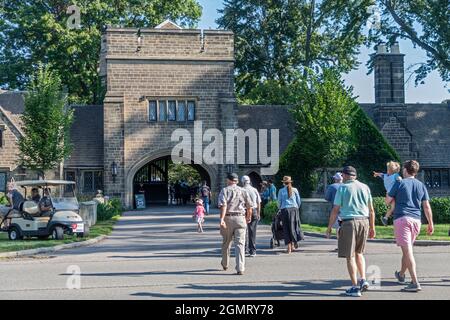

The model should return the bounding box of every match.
[0,235,107,258]
[303,231,450,246]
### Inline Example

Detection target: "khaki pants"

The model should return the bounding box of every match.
[221,215,247,272]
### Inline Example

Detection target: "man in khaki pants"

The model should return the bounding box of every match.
[218,173,253,275]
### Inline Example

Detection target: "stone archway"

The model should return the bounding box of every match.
[125,148,218,208]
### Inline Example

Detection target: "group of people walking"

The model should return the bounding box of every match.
[214,173,303,275]
[190,159,434,296]
[325,160,434,296]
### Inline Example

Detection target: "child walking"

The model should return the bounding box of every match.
[373,161,402,226]
[193,198,205,233]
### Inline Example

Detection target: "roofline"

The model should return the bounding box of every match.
[0,105,24,137]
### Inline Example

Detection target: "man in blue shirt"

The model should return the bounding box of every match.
[325,172,343,248]
[387,160,434,293]
[267,179,277,201]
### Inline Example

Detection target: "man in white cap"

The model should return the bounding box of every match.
[241,175,261,257]
[325,172,344,246]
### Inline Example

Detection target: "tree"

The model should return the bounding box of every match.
[217,0,374,98]
[346,106,400,196]
[372,0,450,84]
[18,65,74,179]
[249,70,356,196]
[0,0,202,104]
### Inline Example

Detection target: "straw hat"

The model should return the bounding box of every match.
[282,176,293,183]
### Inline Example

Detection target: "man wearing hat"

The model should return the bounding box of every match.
[325,172,344,247]
[218,173,254,275]
[326,166,376,297]
[241,175,262,257]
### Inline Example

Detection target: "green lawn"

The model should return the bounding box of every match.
[0,215,120,253]
[302,223,450,241]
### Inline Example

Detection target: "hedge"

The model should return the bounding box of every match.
[97,198,123,221]
[262,200,279,224]
[372,196,450,225]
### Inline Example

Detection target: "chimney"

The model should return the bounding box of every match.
[374,42,405,104]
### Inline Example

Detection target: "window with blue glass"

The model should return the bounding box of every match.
[159,100,167,121]
[148,100,157,121]
[148,99,195,122]
[177,101,186,122]
[187,101,195,121]
[168,101,176,121]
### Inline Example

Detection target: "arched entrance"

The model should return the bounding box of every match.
[132,155,212,207]
[248,171,263,191]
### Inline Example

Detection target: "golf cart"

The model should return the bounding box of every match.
[0,180,89,240]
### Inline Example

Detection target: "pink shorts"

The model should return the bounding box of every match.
[394,216,421,247]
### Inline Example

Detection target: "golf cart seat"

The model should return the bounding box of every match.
[22,201,40,216]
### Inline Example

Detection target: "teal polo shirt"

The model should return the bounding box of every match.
[333,180,372,220]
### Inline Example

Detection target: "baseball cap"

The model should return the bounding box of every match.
[227,173,239,181]
[333,172,343,180]
[342,166,357,176]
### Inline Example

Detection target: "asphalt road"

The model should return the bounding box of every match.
[1,206,449,299]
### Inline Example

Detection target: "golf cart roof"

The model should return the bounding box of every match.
[15,180,76,187]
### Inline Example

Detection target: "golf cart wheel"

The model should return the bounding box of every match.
[269,238,274,249]
[52,226,64,240]
[77,224,90,238]
[8,227,23,241]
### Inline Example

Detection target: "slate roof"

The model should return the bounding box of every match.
[237,105,295,161]
[65,105,104,168]
[0,91,25,130]
[360,102,450,168]
[406,103,450,168]
[0,91,104,169]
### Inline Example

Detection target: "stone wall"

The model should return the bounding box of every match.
[300,198,332,225]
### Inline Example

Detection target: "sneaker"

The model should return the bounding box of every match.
[221,264,228,271]
[359,279,370,292]
[402,282,422,292]
[381,216,389,226]
[345,286,362,297]
[237,271,244,275]
[249,253,256,257]
[395,271,406,284]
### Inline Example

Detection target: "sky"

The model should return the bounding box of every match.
[197,0,449,104]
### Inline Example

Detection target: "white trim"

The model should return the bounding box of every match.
[154,19,182,30]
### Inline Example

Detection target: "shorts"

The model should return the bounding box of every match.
[338,219,369,258]
[394,216,421,247]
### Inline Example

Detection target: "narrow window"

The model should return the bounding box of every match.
[0,129,3,148]
[148,100,157,122]
[187,100,195,121]
[83,171,94,193]
[0,172,6,193]
[158,100,167,121]
[168,100,176,121]
[94,171,103,191]
[177,100,186,122]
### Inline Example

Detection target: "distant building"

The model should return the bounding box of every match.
[1,22,449,206]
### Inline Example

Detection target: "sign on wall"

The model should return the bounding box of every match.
[135,194,146,209]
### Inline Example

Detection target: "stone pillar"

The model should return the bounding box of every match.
[103,93,125,202]
[219,94,238,191]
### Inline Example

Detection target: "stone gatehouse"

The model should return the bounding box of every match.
[1,21,449,207]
